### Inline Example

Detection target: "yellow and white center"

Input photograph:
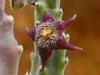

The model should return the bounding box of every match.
[40,28,52,40]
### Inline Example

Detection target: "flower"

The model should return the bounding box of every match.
[27,11,83,71]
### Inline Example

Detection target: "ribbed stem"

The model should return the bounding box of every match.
[0,0,23,75]
[47,0,60,9]
[29,0,68,75]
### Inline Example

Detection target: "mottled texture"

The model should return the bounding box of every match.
[27,11,82,71]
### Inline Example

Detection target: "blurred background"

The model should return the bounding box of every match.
[5,0,100,75]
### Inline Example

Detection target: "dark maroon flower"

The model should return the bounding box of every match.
[27,11,83,71]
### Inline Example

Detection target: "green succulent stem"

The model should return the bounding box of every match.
[47,0,60,9]
[30,0,69,75]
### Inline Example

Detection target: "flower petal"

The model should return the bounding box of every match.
[40,11,55,23]
[38,47,53,71]
[56,35,83,50]
[27,28,36,41]
[57,14,77,34]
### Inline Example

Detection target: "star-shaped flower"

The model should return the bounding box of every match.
[27,11,83,71]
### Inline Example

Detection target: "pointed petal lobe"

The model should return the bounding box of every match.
[56,35,83,50]
[57,14,77,33]
[27,28,36,41]
[38,47,53,71]
[41,11,55,23]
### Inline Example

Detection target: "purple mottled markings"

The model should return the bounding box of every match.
[27,11,83,72]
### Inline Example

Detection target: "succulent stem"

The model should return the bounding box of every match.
[29,0,69,75]
[47,0,60,9]
[0,0,5,16]
[0,0,23,75]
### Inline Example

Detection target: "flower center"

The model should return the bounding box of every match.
[40,28,52,40]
